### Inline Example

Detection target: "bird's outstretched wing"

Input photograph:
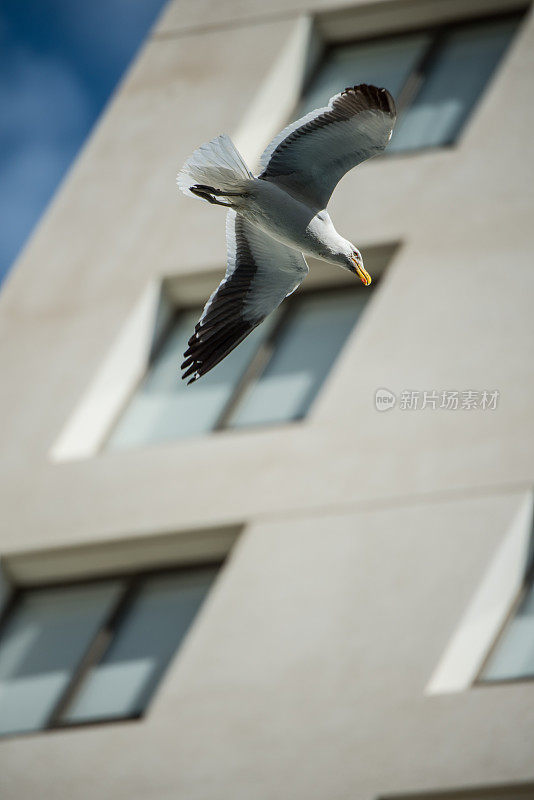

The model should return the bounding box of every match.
[181,211,309,383]
[258,84,396,210]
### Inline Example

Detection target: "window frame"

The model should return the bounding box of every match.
[0,562,222,738]
[214,282,374,431]
[102,280,376,450]
[475,560,534,686]
[298,9,524,155]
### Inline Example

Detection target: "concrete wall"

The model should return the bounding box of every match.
[0,0,533,797]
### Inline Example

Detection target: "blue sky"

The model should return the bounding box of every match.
[0,0,168,284]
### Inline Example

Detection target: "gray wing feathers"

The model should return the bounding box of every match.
[259,84,396,209]
[181,211,308,382]
[238,215,309,321]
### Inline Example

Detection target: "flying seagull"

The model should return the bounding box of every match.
[177,84,396,384]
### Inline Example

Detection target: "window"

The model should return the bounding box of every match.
[106,286,370,449]
[0,565,219,737]
[380,784,534,800]
[479,569,534,684]
[297,14,521,153]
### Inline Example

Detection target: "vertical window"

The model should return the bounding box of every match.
[294,33,431,119]
[107,309,273,449]
[390,17,519,152]
[226,291,367,428]
[298,15,521,153]
[0,582,122,736]
[0,566,219,737]
[107,286,371,449]
[480,573,534,683]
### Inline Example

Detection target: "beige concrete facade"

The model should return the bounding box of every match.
[0,0,533,797]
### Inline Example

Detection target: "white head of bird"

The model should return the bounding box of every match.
[336,241,372,286]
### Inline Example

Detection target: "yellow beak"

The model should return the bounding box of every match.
[351,257,372,286]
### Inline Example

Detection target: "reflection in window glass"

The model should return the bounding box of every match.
[390,18,519,152]
[228,290,367,428]
[297,16,520,153]
[107,284,371,448]
[481,576,534,682]
[107,309,273,449]
[0,583,121,736]
[296,34,430,118]
[0,566,221,736]
[64,568,218,723]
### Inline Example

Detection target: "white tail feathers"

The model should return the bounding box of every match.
[177,134,253,199]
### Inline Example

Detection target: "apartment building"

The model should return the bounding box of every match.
[0,1,533,798]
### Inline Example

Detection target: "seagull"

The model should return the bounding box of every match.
[177,84,396,383]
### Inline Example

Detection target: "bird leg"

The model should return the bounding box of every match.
[189,185,230,206]
[190,184,245,207]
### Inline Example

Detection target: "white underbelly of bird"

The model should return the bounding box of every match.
[176,83,396,383]
[233,180,344,264]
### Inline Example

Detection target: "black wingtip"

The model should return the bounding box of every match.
[182,362,198,380]
[340,84,396,116]
[180,366,199,383]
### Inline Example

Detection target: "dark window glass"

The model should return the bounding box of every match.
[107,287,371,448]
[0,565,219,737]
[228,290,367,427]
[481,575,534,683]
[298,15,521,153]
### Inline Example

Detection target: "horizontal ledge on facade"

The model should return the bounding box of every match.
[1,523,243,588]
